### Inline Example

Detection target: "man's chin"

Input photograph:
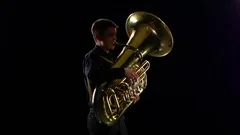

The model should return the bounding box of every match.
[111,45,115,50]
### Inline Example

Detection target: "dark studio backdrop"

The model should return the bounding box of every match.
[2,0,240,134]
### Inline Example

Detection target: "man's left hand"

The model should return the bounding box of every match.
[133,95,140,104]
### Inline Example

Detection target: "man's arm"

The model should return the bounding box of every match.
[86,54,125,85]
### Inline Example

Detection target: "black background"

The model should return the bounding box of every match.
[2,0,240,134]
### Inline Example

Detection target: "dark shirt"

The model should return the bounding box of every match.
[82,45,125,106]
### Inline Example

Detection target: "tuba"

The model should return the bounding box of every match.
[92,11,174,126]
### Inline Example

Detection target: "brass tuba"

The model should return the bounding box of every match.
[92,11,174,126]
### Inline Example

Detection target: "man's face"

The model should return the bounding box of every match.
[101,27,117,51]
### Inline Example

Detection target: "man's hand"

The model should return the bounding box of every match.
[124,68,138,84]
[133,95,140,104]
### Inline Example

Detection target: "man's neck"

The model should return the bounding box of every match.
[96,44,110,53]
[102,47,110,53]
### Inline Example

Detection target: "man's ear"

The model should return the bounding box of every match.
[95,34,102,41]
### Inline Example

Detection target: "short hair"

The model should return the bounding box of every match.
[91,19,118,39]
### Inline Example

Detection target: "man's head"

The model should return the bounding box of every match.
[91,19,118,52]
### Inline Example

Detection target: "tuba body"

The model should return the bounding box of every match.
[92,11,174,126]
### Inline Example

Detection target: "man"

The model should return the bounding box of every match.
[82,18,140,135]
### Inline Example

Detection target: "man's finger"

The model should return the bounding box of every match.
[132,72,138,79]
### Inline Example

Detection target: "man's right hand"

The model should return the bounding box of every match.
[124,68,138,83]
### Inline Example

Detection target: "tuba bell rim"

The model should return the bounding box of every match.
[125,11,174,57]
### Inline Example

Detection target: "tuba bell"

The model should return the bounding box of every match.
[92,11,174,126]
